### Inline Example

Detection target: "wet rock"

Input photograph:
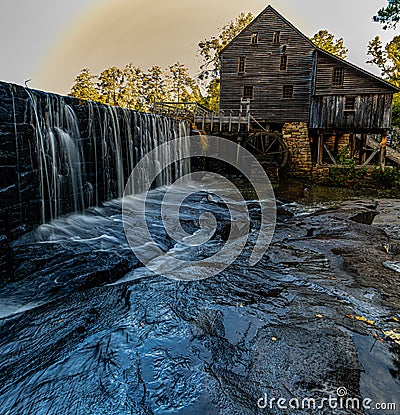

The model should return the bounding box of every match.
[218,221,231,241]
[349,210,378,225]
[276,205,295,220]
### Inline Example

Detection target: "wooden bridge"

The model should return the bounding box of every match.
[153,100,289,169]
[153,100,257,133]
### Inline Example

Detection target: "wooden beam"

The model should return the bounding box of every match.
[323,144,338,165]
[350,133,356,159]
[317,134,324,165]
[380,134,387,168]
[362,147,380,166]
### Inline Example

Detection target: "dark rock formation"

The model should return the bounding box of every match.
[0,81,189,281]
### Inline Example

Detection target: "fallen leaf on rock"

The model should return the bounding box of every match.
[355,316,375,326]
[372,333,385,344]
[271,337,277,341]
[345,315,374,326]
[315,314,324,319]
[383,330,400,345]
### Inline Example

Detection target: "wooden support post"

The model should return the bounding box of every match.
[219,111,224,132]
[229,111,232,132]
[317,134,324,165]
[323,144,338,165]
[238,111,242,133]
[202,113,205,131]
[247,112,251,132]
[210,112,214,132]
[380,133,387,168]
[350,134,356,159]
[360,134,367,165]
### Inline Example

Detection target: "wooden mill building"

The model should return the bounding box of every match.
[218,5,399,175]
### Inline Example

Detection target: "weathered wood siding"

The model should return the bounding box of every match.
[219,6,398,131]
[310,94,393,130]
[220,6,315,123]
[314,52,395,95]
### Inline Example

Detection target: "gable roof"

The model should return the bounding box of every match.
[315,48,399,92]
[220,4,399,93]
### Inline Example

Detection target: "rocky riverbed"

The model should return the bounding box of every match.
[0,185,399,414]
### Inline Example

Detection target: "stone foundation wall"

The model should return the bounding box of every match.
[282,122,313,178]
[324,133,351,160]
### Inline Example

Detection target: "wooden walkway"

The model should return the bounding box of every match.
[153,100,258,133]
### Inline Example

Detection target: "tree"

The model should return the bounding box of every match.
[120,64,145,111]
[142,66,168,110]
[374,0,400,29]
[310,30,348,59]
[166,62,202,102]
[393,94,400,127]
[368,35,400,127]
[198,12,254,81]
[69,68,100,102]
[97,66,125,106]
[367,35,400,87]
[201,79,220,113]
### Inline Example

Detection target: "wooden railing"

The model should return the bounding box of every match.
[152,102,213,121]
[153,101,256,132]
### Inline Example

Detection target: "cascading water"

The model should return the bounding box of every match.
[26,91,87,222]
[24,90,190,223]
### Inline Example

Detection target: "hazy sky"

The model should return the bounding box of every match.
[0,0,395,95]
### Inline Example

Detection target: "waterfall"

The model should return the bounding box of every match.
[26,91,87,222]
[24,90,190,224]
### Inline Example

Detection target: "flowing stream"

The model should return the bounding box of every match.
[1,183,400,414]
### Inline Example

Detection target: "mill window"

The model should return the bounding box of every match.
[345,97,356,110]
[273,31,281,43]
[280,55,288,70]
[238,57,246,73]
[243,86,254,99]
[283,85,293,98]
[251,33,259,44]
[332,67,344,86]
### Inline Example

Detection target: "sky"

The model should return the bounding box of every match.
[0,0,396,95]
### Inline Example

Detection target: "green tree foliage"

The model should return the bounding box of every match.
[201,79,220,113]
[142,66,167,110]
[368,35,400,127]
[310,30,348,59]
[198,12,254,80]
[166,62,202,102]
[367,35,400,86]
[69,62,202,111]
[69,68,100,101]
[120,64,145,110]
[374,0,400,29]
[393,94,400,127]
[97,66,125,106]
